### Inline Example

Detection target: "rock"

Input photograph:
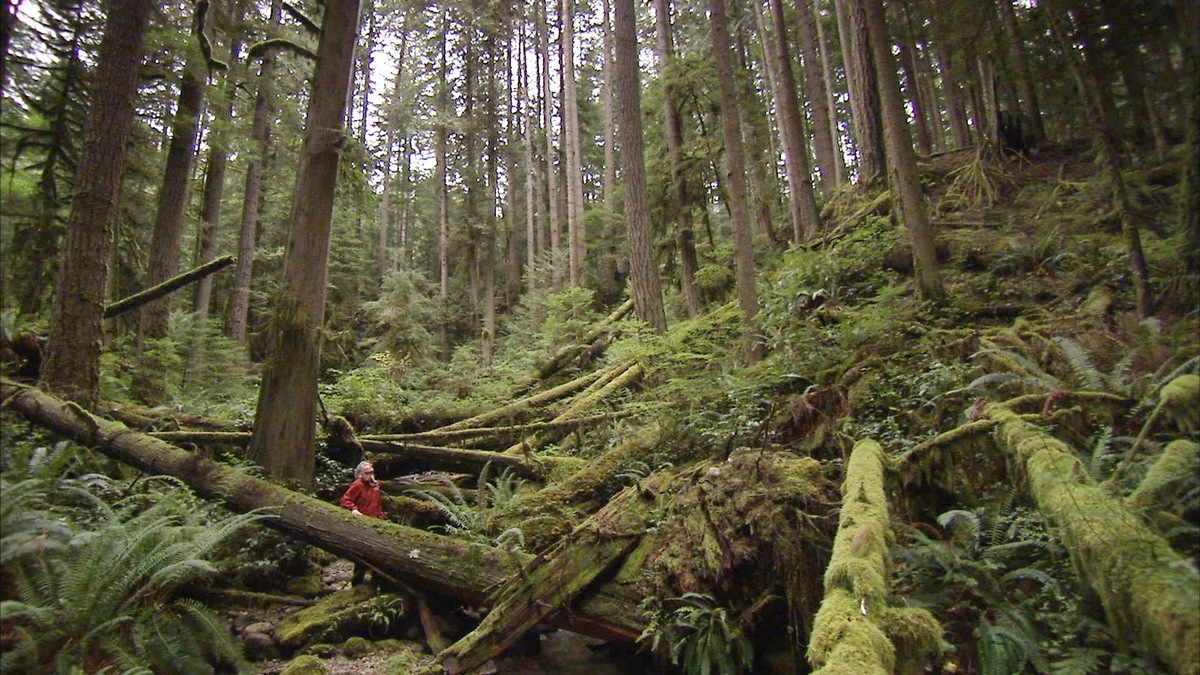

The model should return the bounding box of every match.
[243,621,274,636]
[242,631,280,662]
[278,654,328,675]
[343,636,371,658]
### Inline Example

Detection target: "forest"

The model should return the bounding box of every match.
[0,0,1198,672]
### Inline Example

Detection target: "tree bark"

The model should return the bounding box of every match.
[710,0,762,360]
[793,0,843,194]
[249,0,362,487]
[835,0,885,182]
[862,0,944,300]
[225,0,282,346]
[561,0,585,287]
[103,255,235,319]
[0,379,646,643]
[766,0,822,243]
[136,14,209,381]
[995,0,1044,145]
[538,0,563,287]
[42,0,155,409]
[614,0,667,332]
[652,0,702,318]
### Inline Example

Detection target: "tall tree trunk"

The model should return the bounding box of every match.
[652,0,701,318]
[248,0,362,487]
[835,0,884,182]
[1180,0,1200,274]
[995,0,1045,145]
[736,27,780,246]
[538,0,562,287]
[930,36,971,149]
[766,0,822,243]
[505,31,524,307]
[599,0,622,303]
[225,0,281,346]
[377,24,408,285]
[482,26,501,366]
[793,0,842,195]
[814,2,846,184]
[862,0,944,300]
[561,0,585,287]
[1043,0,1149,317]
[710,0,761,359]
[134,24,209,403]
[42,0,155,409]
[521,9,538,296]
[891,0,931,155]
[193,7,246,343]
[435,7,451,358]
[614,0,666,332]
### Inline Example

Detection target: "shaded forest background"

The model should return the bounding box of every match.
[1,0,1198,672]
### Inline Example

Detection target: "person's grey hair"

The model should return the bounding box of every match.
[354,461,374,480]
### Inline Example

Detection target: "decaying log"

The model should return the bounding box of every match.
[207,589,317,606]
[149,431,252,445]
[807,439,942,675]
[437,483,651,674]
[433,367,608,434]
[522,298,635,387]
[984,403,1200,675]
[361,440,577,481]
[103,255,234,319]
[503,361,643,455]
[101,401,246,432]
[0,379,646,643]
[362,411,633,447]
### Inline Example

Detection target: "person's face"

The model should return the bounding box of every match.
[362,466,376,484]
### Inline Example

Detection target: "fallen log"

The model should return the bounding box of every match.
[522,298,635,388]
[149,431,252,445]
[432,367,608,434]
[361,440,580,482]
[807,439,942,675]
[362,411,633,447]
[984,402,1200,675]
[438,483,650,674]
[503,361,643,455]
[0,379,646,643]
[103,255,234,319]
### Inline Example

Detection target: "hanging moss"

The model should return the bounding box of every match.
[1157,374,1199,434]
[985,403,1200,675]
[1126,439,1200,514]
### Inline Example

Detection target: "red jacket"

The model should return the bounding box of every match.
[339,478,384,519]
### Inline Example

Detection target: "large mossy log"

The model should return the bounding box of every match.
[0,379,646,643]
[807,439,942,675]
[984,403,1200,675]
[436,483,651,674]
[360,439,580,481]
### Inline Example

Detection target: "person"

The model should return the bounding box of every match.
[339,461,384,585]
[339,460,384,518]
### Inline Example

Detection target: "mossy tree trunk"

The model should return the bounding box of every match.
[249,0,362,487]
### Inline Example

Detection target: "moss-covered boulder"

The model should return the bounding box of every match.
[278,654,328,675]
[273,585,413,653]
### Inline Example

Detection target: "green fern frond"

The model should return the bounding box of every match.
[1052,337,1104,390]
[938,509,982,543]
[1001,567,1062,593]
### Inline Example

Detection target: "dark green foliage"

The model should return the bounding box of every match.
[0,469,268,674]
[638,592,755,675]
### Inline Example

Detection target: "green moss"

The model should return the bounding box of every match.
[806,589,894,674]
[342,636,371,657]
[284,573,325,598]
[1126,439,1200,513]
[987,403,1200,675]
[274,586,374,649]
[278,654,328,675]
[880,607,944,675]
[1158,374,1199,434]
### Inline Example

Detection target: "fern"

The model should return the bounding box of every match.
[0,489,267,673]
[1052,337,1104,390]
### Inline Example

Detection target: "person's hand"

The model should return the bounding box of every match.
[352,509,362,515]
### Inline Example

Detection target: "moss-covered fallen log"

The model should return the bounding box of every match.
[521,297,635,388]
[360,440,577,481]
[0,379,646,643]
[807,439,942,675]
[103,254,234,319]
[984,403,1200,675]
[437,484,650,674]
[432,366,609,434]
[362,411,632,447]
[503,361,643,456]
